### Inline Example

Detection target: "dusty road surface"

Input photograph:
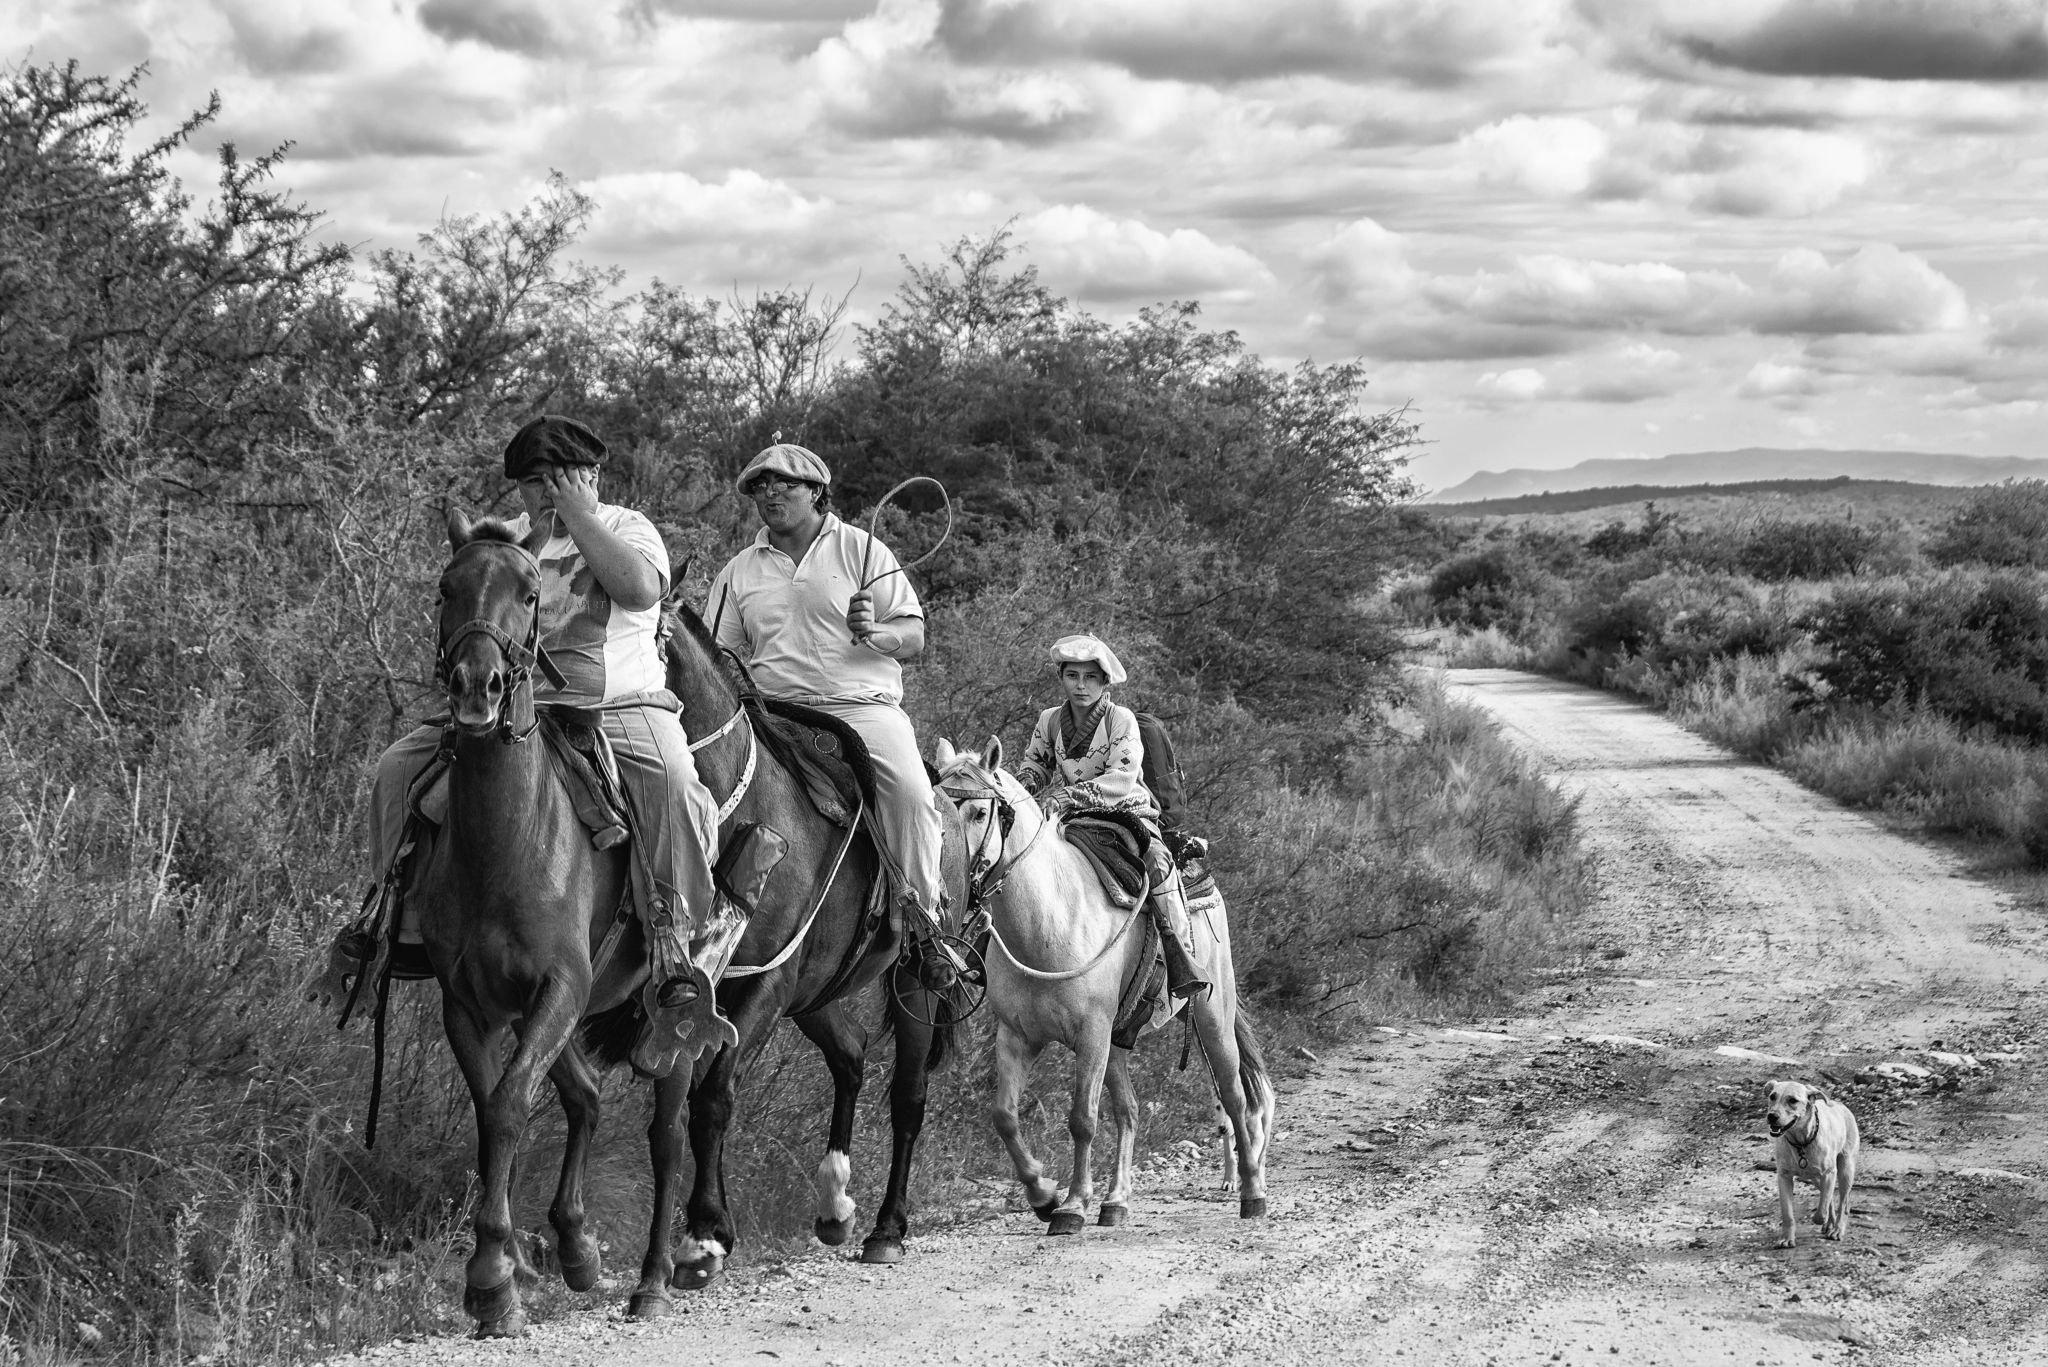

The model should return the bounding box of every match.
[337,669,2048,1367]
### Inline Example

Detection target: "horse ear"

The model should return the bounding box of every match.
[519,518,552,557]
[934,738,957,767]
[981,735,1003,771]
[447,506,475,551]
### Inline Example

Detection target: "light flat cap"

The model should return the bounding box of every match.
[736,442,832,493]
[1048,633,1128,685]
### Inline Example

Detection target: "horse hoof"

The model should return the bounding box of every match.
[814,1217,852,1247]
[1031,1199,1059,1224]
[860,1236,905,1265]
[1239,1197,1268,1220]
[1046,1211,1086,1237]
[558,1241,601,1293]
[627,1290,673,1320]
[463,1276,518,1326]
[670,1253,726,1291]
[1097,1204,1128,1227]
[471,1307,527,1340]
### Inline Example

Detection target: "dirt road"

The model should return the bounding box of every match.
[340,669,2048,1367]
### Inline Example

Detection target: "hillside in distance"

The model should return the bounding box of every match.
[1427,478,1975,538]
[1427,448,2048,504]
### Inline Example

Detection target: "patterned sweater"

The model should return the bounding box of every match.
[1016,702,1160,823]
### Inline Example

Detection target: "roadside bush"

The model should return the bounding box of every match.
[1583,501,1679,560]
[1562,571,1787,685]
[1926,480,2048,570]
[1736,518,1882,581]
[1794,572,2048,742]
[1422,545,1554,635]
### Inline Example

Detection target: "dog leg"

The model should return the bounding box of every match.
[1829,1150,1856,1241]
[1775,1170,1797,1248]
[1815,1167,1838,1242]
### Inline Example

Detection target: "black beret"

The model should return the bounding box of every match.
[503,415,607,479]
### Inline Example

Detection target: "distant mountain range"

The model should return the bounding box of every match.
[1426,449,2048,504]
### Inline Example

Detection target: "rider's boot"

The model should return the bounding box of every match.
[631,824,790,1078]
[1149,892,1211,1002]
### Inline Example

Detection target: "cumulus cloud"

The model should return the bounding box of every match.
[1738,357,1830,400]
[935,0,1575,87]
[1459,110,1873,216]
[1310,219,1981,368]
[1572,342,1686,401]
[580,169,833,250]
[1460,114,1610,196]
[1477,367,1549,401]
[1018,205,1272,302]
[1662,0,2048,83]
[812,1,1102,140]
[1755,245,1970,334]
[216,0,355,74]
[419,0,559,54]
[1445,256,1749,333]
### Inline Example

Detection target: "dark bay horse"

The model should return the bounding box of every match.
[419,512,960,1336]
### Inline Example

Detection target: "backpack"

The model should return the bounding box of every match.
[1132,711,1190,832]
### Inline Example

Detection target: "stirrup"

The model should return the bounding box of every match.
[632,963,738,1078]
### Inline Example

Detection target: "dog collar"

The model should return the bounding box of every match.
[1785,1108,1821,1162]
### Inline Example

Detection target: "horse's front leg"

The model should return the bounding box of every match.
[1097,1045,1139,1226]
[445,977,580,1337]
[546,1043,604,1293]
[629,1067,690,1319]
[990,1023,1058,1220]
[1049,1021,1110,1236]
[673,986,784,1292]
[795,1002,868,1249]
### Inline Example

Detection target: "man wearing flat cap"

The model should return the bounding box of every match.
[708,441,960,985]
[339,415,727,1074]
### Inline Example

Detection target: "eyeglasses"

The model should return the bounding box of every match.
[748,474,814,496]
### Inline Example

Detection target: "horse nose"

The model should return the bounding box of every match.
[449,659,506,704]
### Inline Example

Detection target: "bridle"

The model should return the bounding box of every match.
[938,763,1041,918]
[435,539,563,745]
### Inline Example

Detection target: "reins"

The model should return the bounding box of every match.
[940,766,1144,983]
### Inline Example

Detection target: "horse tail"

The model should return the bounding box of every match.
[927,975,982,1071]
[579,998,642,1070]
[1233,1006,1275,1118]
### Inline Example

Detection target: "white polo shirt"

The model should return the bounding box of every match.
[708,515,923,706]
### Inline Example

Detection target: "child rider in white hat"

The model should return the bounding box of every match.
[1015,634,1208,1000]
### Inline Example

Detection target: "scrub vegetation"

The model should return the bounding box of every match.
[0,65,1591,1362]
[1404,483,2048,865]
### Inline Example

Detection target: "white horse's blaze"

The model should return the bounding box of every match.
[814,1148,855,1224]
[676,1234,728,1263]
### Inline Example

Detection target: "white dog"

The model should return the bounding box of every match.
[1763,1079,1860,1247]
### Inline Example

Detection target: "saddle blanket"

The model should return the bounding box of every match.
[1059,814,1149,907]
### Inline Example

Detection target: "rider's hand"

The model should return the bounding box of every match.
[846,589,875,638]
[543,465,600,519]
[848,590,900,653]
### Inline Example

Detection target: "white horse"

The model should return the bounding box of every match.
[934,737,1273,1233]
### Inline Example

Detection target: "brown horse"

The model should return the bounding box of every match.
[417,511,959,1336]
[646,590,965,1299]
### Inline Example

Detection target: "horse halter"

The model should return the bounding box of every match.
[939,767,1023,913]
[436,539,548,744]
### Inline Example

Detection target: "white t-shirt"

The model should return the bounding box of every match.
[708,515,924,706]
[510,504,670,706]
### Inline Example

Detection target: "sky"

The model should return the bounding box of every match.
[8,0,2047,493]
